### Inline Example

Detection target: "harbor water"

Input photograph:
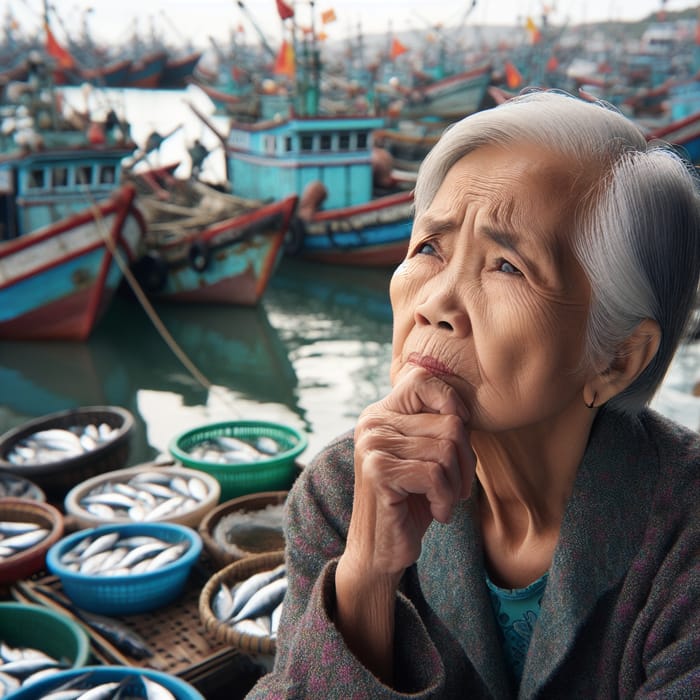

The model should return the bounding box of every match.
[2,87,700,468]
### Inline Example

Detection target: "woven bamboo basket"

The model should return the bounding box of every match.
[0,498,64,584]
[199,551,285,656]
[198,491,287,570]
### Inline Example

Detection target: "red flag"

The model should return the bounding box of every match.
[276,0,294,20]
[390,37,408,59]
[321,8,336,23]
[545,54,559,72]
[504,60,522,89]
[45,23,74,69]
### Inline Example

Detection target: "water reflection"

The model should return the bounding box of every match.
[0,258,397,466]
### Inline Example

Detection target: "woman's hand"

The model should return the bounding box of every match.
[334,365,475,682]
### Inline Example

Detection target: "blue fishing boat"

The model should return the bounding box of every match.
[227,113,414,267]
[0,71,145,341]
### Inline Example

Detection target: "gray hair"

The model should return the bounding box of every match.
[414,90,700,414]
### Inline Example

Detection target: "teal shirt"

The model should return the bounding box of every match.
[486,572,549,683]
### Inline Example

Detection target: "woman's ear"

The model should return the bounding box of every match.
[584,319,661,407]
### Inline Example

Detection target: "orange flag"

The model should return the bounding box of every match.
[390,37,408,59]
[45,23,75,69]
[321,8,337,24]
[274,40,295,78]
[545,54,559,72]
[525,16,542,44]
[504,60,522,89]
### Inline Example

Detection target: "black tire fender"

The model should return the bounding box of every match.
[188,240,211,272]
[285,217,306,256]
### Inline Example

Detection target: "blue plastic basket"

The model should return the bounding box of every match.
[46,522,202,616]
[5,665,204,699]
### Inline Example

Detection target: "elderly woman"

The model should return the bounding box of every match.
[246,90,700,698]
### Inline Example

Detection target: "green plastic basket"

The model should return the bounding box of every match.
[0,602,90,669]
[169,420,307,501]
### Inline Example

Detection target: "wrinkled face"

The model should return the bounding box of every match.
[390,144,594,432]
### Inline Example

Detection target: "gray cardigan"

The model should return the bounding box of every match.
[245,408,700,698]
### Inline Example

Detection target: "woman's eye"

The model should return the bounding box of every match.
[416,241,437,256]
[497,259,522,275]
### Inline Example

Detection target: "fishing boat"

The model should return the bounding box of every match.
[128,168,297,306]
[227,112,414,267]
[124,50,168,89]
[380,64,493,122]
[159,51,204,90]
[0,67,146,341]
[645,109,700,164]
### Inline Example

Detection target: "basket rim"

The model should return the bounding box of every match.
[46,521,202,584]
[63,463,221,526]
[198,491,287,564]
[199,550,285,655]
[4,664,205,700]
[0,405,135,473]
[168,420,308,464]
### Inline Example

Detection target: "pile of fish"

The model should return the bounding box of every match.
[212,503,285,555]
[0,642,68,697]
[0,521,51,561]
[186,435,283,465]
[22,670,179,699]
[0,474,42,500]
[58,531,190,576]
[211,563,287,639]
[76,471,211,522]
[5,424,120,466]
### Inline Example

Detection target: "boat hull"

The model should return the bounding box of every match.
[291,190,414,267]
[0,185,145,341]
[134,194,298,305]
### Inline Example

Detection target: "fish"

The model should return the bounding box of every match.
[231,576,287,623]
[6,423,119,466]
[35,672,176,699]
[76,472,208,523]
[0,522,50,560]
[34,585,153,660]
[0,475,41,500]
[187,434,284,465]
[59,533,189,577]
[229,563,286,618]
[212,503,285,555]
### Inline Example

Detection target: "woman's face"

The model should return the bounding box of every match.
[390,143,595,432]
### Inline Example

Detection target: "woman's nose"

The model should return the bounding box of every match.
[414,288,471,336]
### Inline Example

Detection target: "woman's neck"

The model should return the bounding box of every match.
[472,412,593,588]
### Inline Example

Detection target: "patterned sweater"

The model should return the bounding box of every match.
[245,407,700,699]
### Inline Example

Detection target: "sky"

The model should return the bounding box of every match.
[7,0,699,51]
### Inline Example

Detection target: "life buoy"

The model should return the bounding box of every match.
[284,217,306,256]
[188,240,211,272]
[132,253,168,293]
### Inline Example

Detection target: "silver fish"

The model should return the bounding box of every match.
[230,563,286,618]
[232,576,287,623]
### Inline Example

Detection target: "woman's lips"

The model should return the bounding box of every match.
[407,353,454,376]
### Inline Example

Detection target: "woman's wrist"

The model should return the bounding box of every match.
[334,553,401,684]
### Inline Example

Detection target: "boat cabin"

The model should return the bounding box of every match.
[0,146,132,240]
[227,115,384,210]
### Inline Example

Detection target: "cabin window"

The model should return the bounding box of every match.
[263,135,276,155]
[52,166,69,188]
[320,133,332,151]
[338,132,351,150]
[285,136,293,152]
[28,168,45,189]
[99,165,116,184]
[357,132,368,149]
[77,165,93,186]
[300,134,314,152]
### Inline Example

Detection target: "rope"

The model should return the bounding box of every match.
[83,181,240,414]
